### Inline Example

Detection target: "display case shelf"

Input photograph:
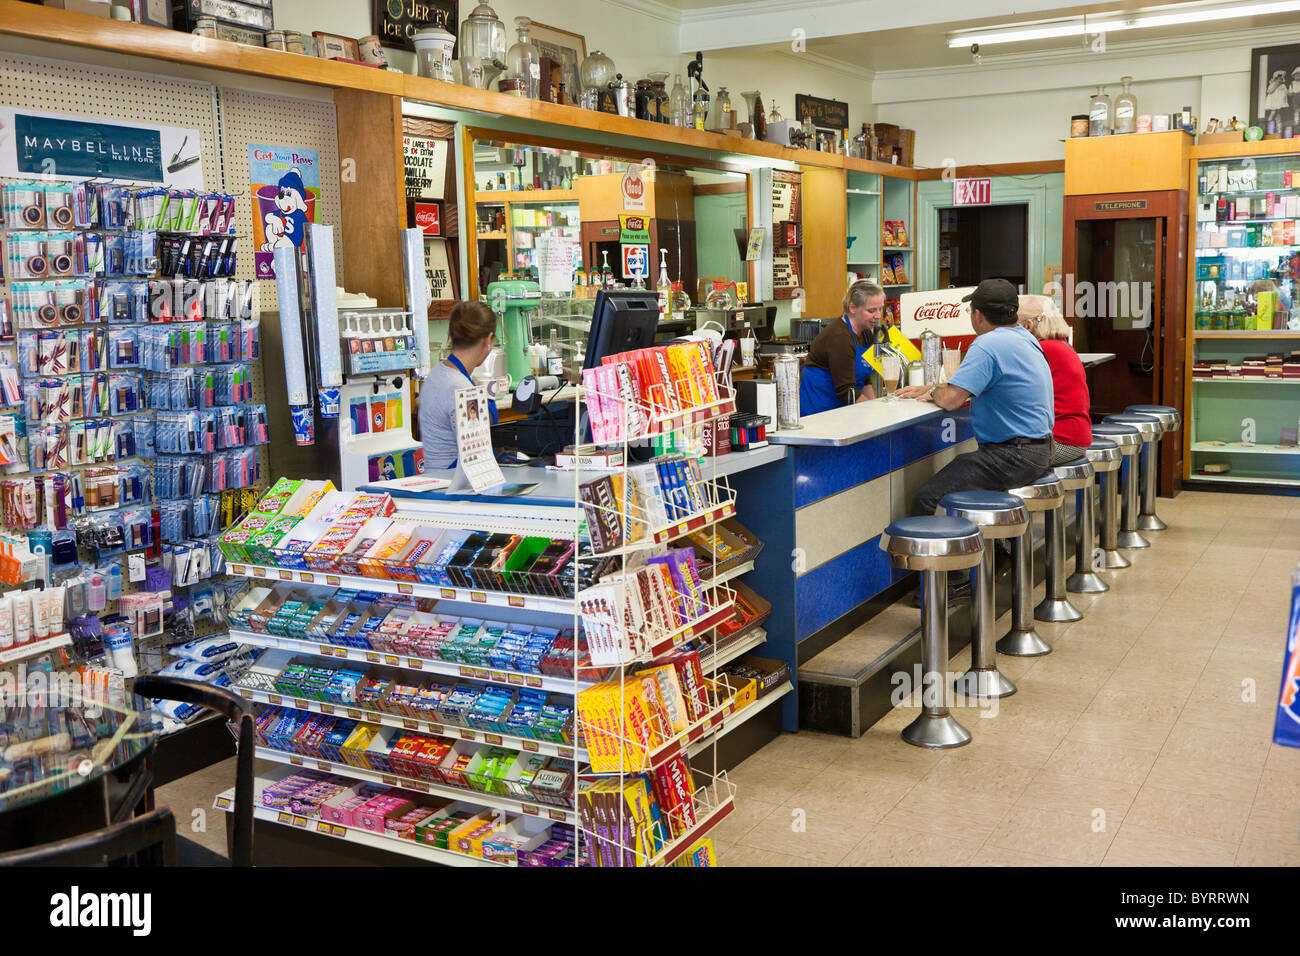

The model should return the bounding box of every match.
[1192,331,1300,338]
[1190,442,1300,455]
[1192,377,1300,384]
[0,633,71,666]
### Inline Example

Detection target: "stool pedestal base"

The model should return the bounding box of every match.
[1067,570,1109,593]
[1035,596,1083,622]
[955,667,1017,700]
[1137,513,1167,532]
[1116,530,1150,550]
[901,713,972,749]
[997,626,1052,657]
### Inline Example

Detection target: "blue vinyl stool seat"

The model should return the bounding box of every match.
[880,515,984,749]
[1124,404,1180,533]
[941,491,1027,700]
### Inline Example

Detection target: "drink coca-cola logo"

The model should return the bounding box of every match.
[414,202,440,235]
[914,302,963,321]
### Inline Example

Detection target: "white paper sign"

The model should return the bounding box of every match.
[537,234,575,294]
[455,385,504,492]
[900,286,976,338]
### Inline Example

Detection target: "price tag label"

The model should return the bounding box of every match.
[382,775,397,786]
[294,699,308,711]
[525,676,542,688]
[403,719,418,730]
[319,645,333,657]
[316,821,332,835]
[489,670,507,683]
[215,797,231,810]
[316,760,331,771]
[410,781,429,792]
[301,572,314,583]
[459,666,474,678]
[508,596,525,608]
[332,825,347,837]
[277,811,291,824]
[347,709,362,720]
[397,583,413,595]
[548,809,567,822]
[407,658,423,670]
[384,655,399,666]
[557,746,574,759]
[428,723,443,734]
[470,668,488,679]
[484,733,502,745]
[440,588,456,599]
[470,592,487,603]
[521,740,539,753]
[320,704,335,715]
[677,522,690,535]
[231,565,244,575]
[507,673,523,686]
[279,570,293,581]
[291,816,307,828]
[326,576,340,586]
[461,730,476,740]
[267,694,282,705]
[522,803,540,816]
[364,653,378,663]
[289,756,303,766]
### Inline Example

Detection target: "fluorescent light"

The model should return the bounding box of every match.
[946,0,1300,49]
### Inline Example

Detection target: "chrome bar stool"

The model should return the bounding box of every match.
[1102,413,1162,549]
[1091,423,1141,568]
[1071,439,1120,592]
[1124,404,1182,532]
[880,515,984,748]
[941,491,1028,699]
[1047,457,1094,612]
[1000,473,1065,656]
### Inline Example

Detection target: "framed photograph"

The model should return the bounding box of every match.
[1250,44,1300,133]
[527,22,586,104]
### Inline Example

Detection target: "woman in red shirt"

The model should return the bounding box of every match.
[1019,295,1092,465]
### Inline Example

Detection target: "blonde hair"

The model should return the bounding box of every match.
[843,279,884,315]
[1017,294,1071,341]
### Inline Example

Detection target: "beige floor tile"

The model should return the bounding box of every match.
[838,823,980,866]
[1043,738,1159,787]
[1004,677,1099,716]
[1124,785,1253,844]
[946,729,1060,770]
[1102,822,1239,867]
[918,753,1036,801]
[1084,687,1189,724]
[1238,806,1300,850]
[737,802,875,865]
[1015,769,1139,818]
[1252,768,1300,814]
[1067,711,1178,752]
[753,731,852,772]
[1178,694,1276,735]
[721,843,823,867]
[710,797,778,849]
[1235,841,1300,866]
[878,781,1014,841]
[786,767,914,821]
[1142,752,1262,804]
[727,755,816,806]
[1158,722,1271,772]
[986,804,1118,865]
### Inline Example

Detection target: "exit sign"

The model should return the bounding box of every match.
[954,178,992,206]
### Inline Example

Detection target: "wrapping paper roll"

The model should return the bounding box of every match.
[306,223,342,387]
[401,227,431,378]
[273,245,309,406]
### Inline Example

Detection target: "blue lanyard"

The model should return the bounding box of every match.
[446,354,474,383]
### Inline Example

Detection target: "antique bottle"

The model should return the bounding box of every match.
[670,74,690,127]
[578,50,615,110]
[1114,76,1137,134]
[458,2,507,89]
[710,87,734,131]
[505,17,540,99]
[1089,86,1112,137]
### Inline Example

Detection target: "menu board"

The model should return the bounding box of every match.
[403,135,448,199]
[771,170,802,300]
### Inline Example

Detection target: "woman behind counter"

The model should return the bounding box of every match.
[799,279,881,416]
[419,300,499,470]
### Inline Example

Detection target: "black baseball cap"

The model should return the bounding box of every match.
[963,278,1019,317]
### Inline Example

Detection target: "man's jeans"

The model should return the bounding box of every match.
[911,441,1053,516]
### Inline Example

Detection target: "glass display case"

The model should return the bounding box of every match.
[1189,151,1300,487]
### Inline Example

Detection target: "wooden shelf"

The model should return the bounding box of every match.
[474,232,509,240]
[475,190,578,203]
[1193,331,1300,338]
[0,0,920,179]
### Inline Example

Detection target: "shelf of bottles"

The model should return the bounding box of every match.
[1189,153,1300,486]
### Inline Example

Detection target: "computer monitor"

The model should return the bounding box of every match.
[583,289,660,369]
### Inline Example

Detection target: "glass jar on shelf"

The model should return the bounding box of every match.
[504,16,541,99]
[579,50,615,110]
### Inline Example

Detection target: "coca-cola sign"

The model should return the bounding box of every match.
[900,286,975,338]
[414,202,441,236]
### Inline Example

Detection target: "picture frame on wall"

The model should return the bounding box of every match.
[1249,44,1300,134]
[526,22,586,104]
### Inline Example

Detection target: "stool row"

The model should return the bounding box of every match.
[880,404,1181,749]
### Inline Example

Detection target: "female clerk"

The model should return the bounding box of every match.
[798,280,881,416]
[419,300,499,470]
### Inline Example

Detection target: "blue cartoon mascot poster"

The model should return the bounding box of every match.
[248,144,320,278]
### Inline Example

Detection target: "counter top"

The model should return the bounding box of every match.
[1079,352,1116,367]
[769,397,953,448]
[359,443,788,507]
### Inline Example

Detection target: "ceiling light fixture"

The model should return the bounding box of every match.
[946,0,1300,49]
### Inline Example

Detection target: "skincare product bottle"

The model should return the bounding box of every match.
[12,591,32,646]
[87,574,106,611]
[47,587,64,634]
[32,587,50,639]
[0,596,12,650]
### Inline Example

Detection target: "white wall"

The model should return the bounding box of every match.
[873,24,1300,168]
[270,0,873,133]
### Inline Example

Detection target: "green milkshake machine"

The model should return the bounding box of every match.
[486,277,540,386]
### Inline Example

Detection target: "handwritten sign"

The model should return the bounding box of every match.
[403,135,447,199]
[795,94,848,131]
[373,0,458,53]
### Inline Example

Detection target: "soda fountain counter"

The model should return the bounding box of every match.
[360,397,976,743]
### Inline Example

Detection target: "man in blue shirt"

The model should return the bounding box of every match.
[896,278,1054,516]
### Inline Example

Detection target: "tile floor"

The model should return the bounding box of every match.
[717,490,1300,867]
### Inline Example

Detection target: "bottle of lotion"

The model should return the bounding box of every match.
[12,591,32,646]
[32,588,50,639]
[0,596,13,650]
